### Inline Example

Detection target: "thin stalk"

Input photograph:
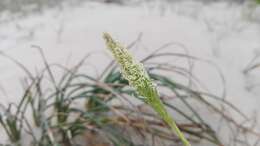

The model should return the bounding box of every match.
[103,32,191,146]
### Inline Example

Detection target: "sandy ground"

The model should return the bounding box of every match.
[0,1,260,145]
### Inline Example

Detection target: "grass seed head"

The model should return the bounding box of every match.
[103,32,191,146]
[103,32,158,101]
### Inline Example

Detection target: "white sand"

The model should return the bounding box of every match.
[0,1,260,145]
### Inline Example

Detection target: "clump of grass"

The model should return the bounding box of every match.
[0,34,259,146]
[103,32,190,146]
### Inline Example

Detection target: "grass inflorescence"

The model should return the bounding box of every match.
[103,32,190,146]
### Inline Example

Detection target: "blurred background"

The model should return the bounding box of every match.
[0,0,260,146]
